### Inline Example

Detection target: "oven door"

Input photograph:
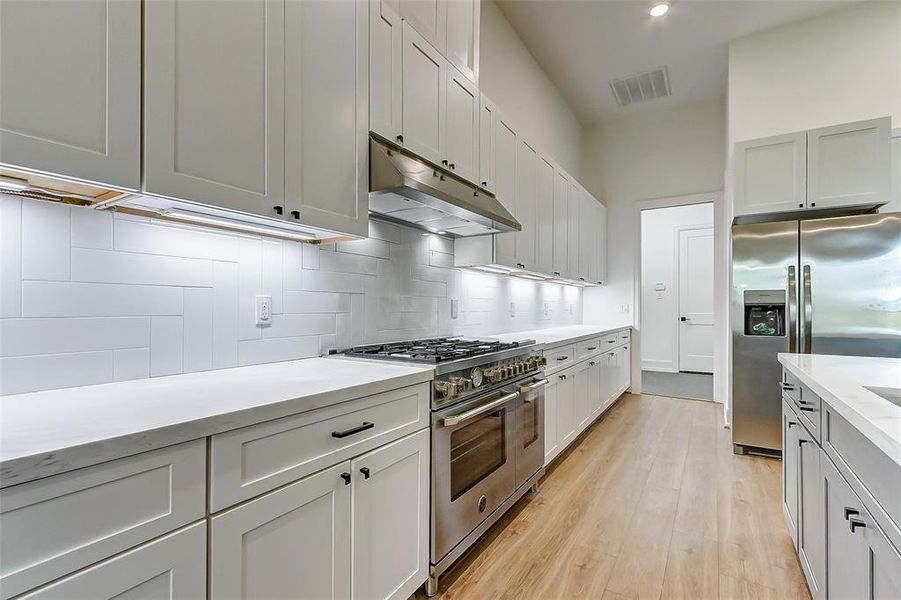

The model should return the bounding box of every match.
[514,373,547,487]
[431,382,519,562]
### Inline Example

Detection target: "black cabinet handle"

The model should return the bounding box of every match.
[449,163,455,170]
[849,517,866,533]
[799,406,815,412]
[680,316,688,322]
[553,272,561,276]
[788,422,797,429]
[556,356,569,361]
[442,159,449,166]
[273,205,284,215]
[482,181,488,187]
[607,340,616,344]
[340,472,351,485]
[290,210,300,220]
[331,422,374,438]
[360,467,371,479]
[843,507,859,521]
[587,346,597,351]
[396,134,404,143]
[799,439,809,445]
[589,361,596,366]
[780,382,796,390]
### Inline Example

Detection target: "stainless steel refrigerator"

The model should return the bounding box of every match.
[731,212,901,455]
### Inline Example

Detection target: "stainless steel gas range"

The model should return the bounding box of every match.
[335,338,547,596]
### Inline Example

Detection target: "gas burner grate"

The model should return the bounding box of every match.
[338,337,525,364]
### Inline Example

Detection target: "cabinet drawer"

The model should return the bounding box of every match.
[781,373,821,443]
[823,403,901,549]
[600,333,619,350]
[576,338,602,361]
[0,440,205,599]
[544,345,575,372]
[210,383,430,511]
[16,522,206,600]
[617,330,630,345]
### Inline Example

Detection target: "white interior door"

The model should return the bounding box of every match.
[678,227,714,373]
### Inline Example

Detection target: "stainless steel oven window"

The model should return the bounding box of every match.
[521,399,539,449]
[449,408,507,501]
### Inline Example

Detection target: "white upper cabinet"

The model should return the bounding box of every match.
[807,117,891,210]
[493,114,518,267]
[596,201,607,284]
[399,0,446,54]
[514,138,538,270]
[535,156,555,274]
[401,22,447,166]
[552,169,569,276]
[0,0,141,190]
[370,0,403,144]
[444,64,480,183]
[566,180,581,280]
[478,95,497,192]
[445,0,479,84]
[733,132,807,216]
[144,0,285,217]
[351,430,429,600]
[285,0,368,237]
[580,193,596,283]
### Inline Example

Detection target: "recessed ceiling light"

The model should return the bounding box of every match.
[649,1,669,17]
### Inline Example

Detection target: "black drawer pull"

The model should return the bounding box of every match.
[587,346,598,351]
[788,422,797,429]
[556,356,569,361]
[843,507,859,521]
[331,422,374,438]
[360,467,371,479]
[799,406,815,413]
[340,472,351,485]
[849,517,866,533]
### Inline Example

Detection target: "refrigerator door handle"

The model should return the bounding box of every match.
[787,265,797,353]
[802,264,812,354]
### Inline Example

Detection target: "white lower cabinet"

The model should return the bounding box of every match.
[351,429,430,600]
[573,359,592,432]
[555,370,577,453]
[544,375,560,464]
[18,522,206,600]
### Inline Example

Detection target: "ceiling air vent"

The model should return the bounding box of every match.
[609,67,671,107]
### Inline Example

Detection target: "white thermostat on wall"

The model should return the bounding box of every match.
[654,282,666,291]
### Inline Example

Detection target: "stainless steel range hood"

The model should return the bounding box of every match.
[368,136,520,237]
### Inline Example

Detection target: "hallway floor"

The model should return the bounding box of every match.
[642,370,714,401]
[419,394,809,600]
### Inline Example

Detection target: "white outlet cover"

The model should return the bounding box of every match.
[510,302,516,317]
[450,298,459,319]
[255,295,273,326]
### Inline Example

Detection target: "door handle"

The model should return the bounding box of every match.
[360,467,371,479]
[680,316,689,322]
[843,507,859,521]
[849,517,866,533]
[787,265,797,353]
[442,391,518,426]
[518,379,548,395]
[331,422,374,438]
[802,265,812,353]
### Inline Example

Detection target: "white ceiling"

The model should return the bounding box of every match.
[496,0,856,124]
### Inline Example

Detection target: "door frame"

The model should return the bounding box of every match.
[674,223,715,374]
[632,191,724,403]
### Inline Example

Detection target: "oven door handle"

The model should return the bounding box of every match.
[518,378,548,400]
[442,391,519,427]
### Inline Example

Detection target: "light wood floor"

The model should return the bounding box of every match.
[418,393,811,600]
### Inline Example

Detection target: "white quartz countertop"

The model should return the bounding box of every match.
[0,357,433,488]
[486,323,632,348]
[778,353,901,467]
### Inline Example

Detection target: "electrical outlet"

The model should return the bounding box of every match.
[450,298,459,319]
[620,303,630,314]
[509,302,516,318]
[255,295,273,326]
[543,302,549,316]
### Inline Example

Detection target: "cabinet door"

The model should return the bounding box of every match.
[733,132,807,216]
[0,0,140,190]
[285,0,368,237]
[445,64,479,184]
[445,0,479,84]
[370,0,403,144]
[144,0,285,217]
[782,402,800,545]
[822,456,868,600]
[352,429,429,600]
[574,360,592,432]
[478,95,497,192]
[399,0,446,54]
[401,22,446,166]
[18,523,206,600]
[807,117,892,210]
[797,429,825,600]
[552,170,569,276]
[544,376,559,465]
[210,462,351,599]
[493,115,518,267]
[581,195,597,283]
[566,180,581,279]
[536,156,555,274]
[514,139,538,270]
[588,358,603,419]
[864,514,901,600]
[596,202,607,284]
[602,352,616,409]
[620,344,631,391]
[556,371,576,450]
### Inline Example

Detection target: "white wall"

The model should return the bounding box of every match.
[0,195,581,395]
[479,0,583,177]
[640,203,714,372]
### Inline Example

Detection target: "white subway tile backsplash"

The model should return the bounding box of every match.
[0,195,23,317]
[183,288,213,373]
[0,351,113,395]
[2,203,581,394]
[0,317,150,357]
[71,248,213,287]
[113,348,151,382]
[22,199,69,280]
[150,316,183,376]
[22,281,183,317]
[70,206,113,249]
